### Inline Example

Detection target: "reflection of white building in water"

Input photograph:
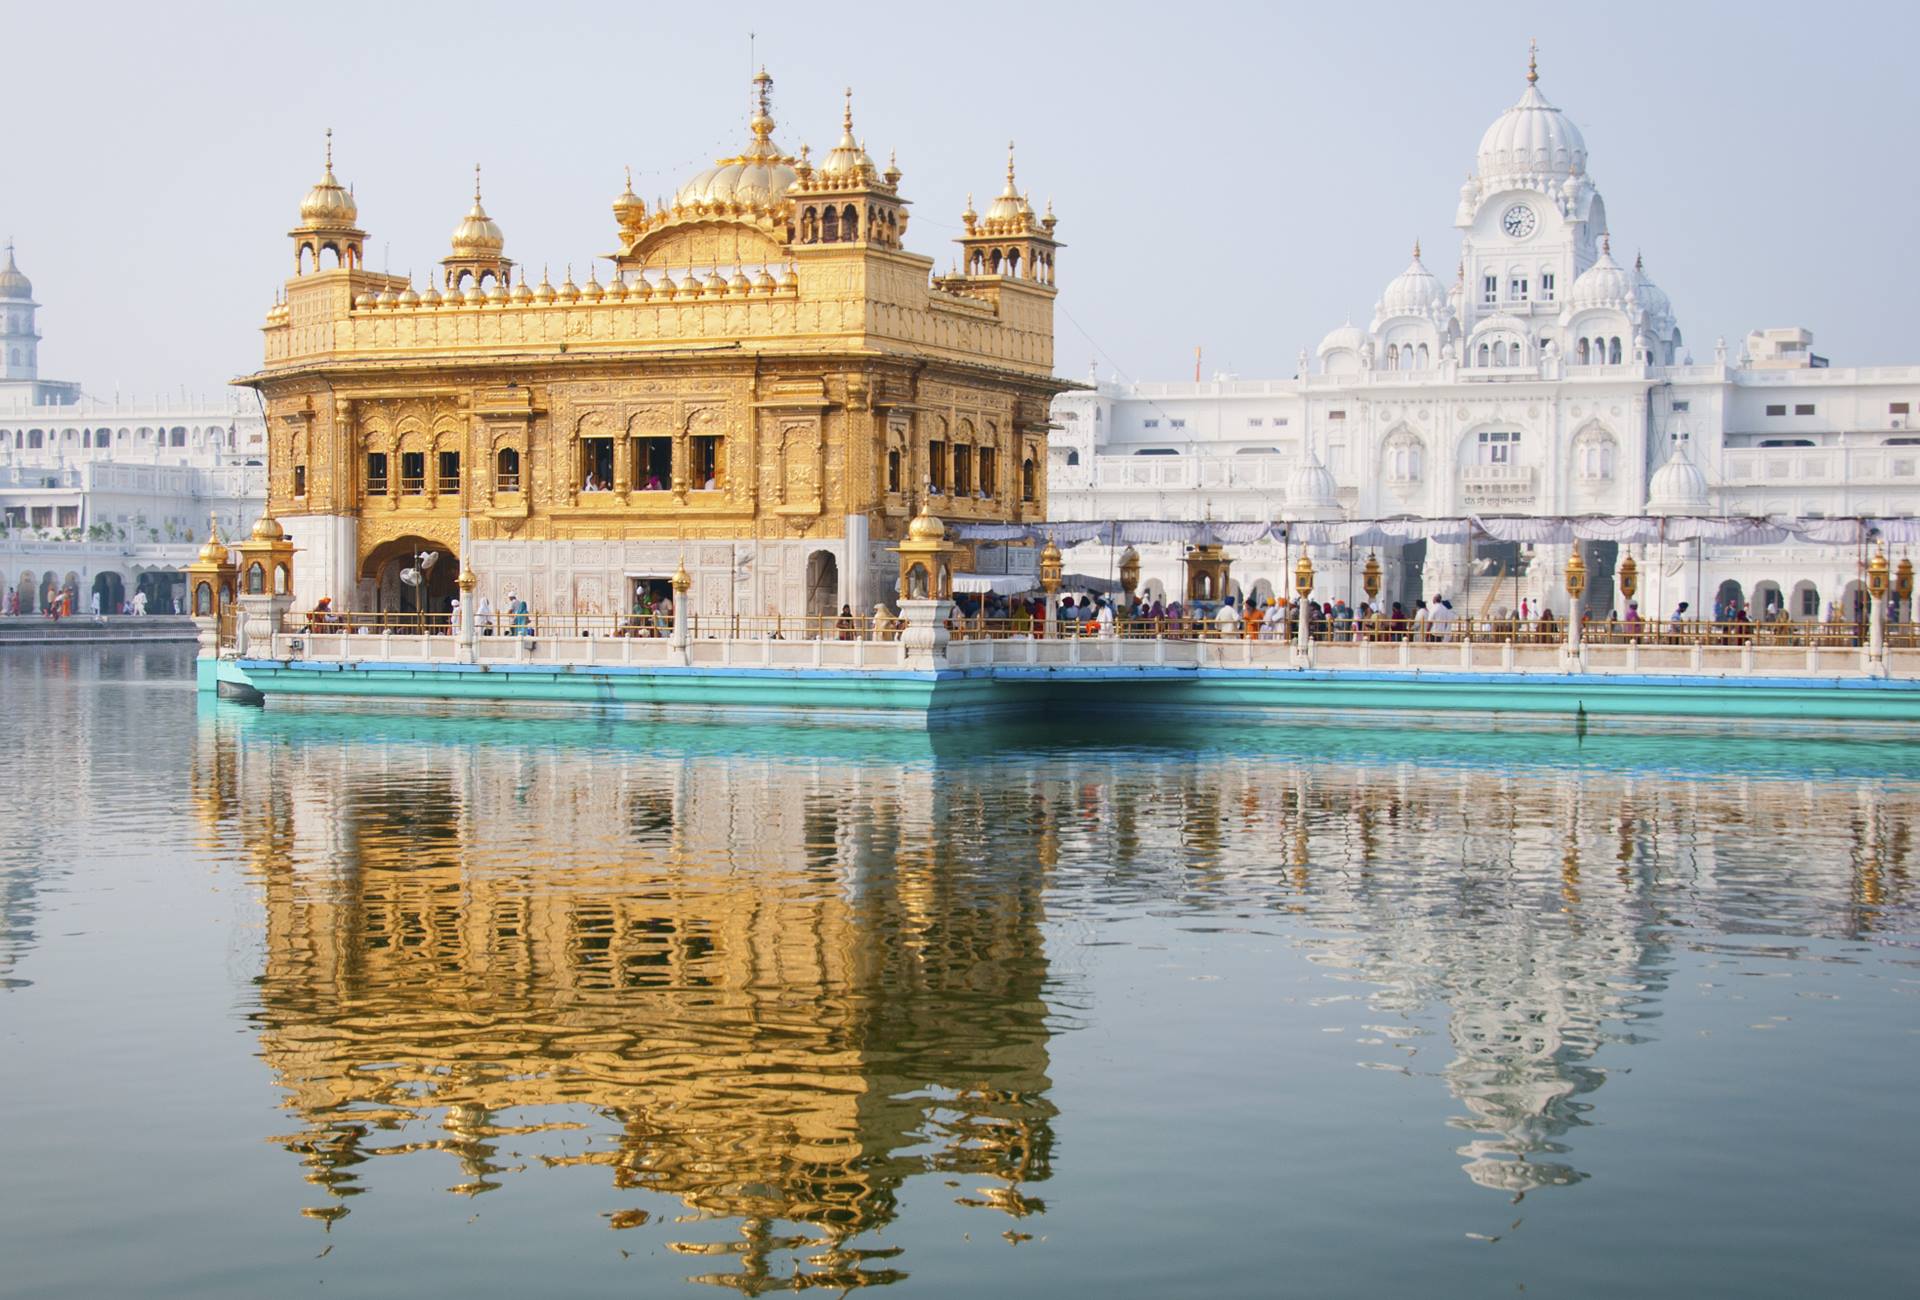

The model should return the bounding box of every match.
[1048,54,1918,623]
[0,243,265,612]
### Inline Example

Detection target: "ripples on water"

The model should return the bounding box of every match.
[1,644,1917,1297]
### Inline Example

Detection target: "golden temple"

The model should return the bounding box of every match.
[240,72,1069,622]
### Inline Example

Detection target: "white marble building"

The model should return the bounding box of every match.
[1048,56,1918,626]
[0,244,266,612]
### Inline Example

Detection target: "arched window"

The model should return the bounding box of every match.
[886,448,901,494]
[1021,457,1037,502]
[841,204,858,241]
[1576,338,1590,364]
[246,562,265,595]
[1493,341,1508,367]
[1477,343,1490,367]
[822,206,840,242]
[1415,343,1429,369]
[1385,344,1399,370]
[495,446,520,493]
[1065,449,1080,466]
[1609,336,1622,365]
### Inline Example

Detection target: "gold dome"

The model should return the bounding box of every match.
[451,167,505,254]
[197,518,232,565]
[612,167,646,228]
[0,242,32,301]
[906,503,946,542]
[819,90,876,180]
[674,69,799,211]
[249,513,286,541]
[985,143,1034,224]
[299,130,359,226]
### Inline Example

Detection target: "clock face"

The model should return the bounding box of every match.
[1502,204,1538,239]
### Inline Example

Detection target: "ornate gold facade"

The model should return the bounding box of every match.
[241,74,1070,618]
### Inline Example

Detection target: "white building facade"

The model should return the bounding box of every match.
[0,244,266,613]
[1047,59,1918,626]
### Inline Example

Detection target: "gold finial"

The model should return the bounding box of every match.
[1006,140,1017,187]
[843,87,854,132]
[1527,38,1538,85]
[1412,238,1421,260]
[323,127,333,176]
[473,162,483,204]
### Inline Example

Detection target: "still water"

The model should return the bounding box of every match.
[1,645,1917,1297]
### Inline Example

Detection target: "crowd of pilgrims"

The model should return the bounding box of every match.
[943,591,1574,641]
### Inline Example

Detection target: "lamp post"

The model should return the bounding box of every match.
[671,558,691,651]
[1618,552,1638,634]
[1895,556,1914,640]
[1118,545,1140,610]
[1361,551,1381,642]
[1867,547,1890,662]
[456,567,477,657]
[1040,535,1064,637]
[1294,551,1315,647]
[1564,545,1587,653]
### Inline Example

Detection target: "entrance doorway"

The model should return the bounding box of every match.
[805,550,839,622]
[361,536,459,626]
[92,571,125,615]
[621,576,675,636]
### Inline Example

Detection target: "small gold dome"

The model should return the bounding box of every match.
[0,242,33,300]
[451,165,505,254]
[250,514,286,541]
[820,90,876,179]
[985,144,1033,224]
[197,520,231,566]
[906,504,946,542]
[299,131,358,225]
[613,167,646,228]
[1041,537,1062,564]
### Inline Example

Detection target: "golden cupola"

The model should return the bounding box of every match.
[952,142,1060,286]
[289,129,366,274]
[441,165,512,290]
[790,88,908,251]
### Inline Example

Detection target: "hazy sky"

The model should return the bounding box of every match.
[7,1,1917,400]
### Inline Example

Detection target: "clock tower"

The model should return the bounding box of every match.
[1453,45,1607,348]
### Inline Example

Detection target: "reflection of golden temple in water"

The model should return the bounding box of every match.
[190,707,1919,1275]
[193,711,1057,1291]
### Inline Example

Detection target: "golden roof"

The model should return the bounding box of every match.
[249,513,286,542]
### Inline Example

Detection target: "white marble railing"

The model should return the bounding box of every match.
[263,630,1917,680]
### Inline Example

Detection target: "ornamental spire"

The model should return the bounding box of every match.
[1527,38,1538,85]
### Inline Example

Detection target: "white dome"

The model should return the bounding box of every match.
[1285,451,1342,519]
[1317,323,1368,357]
[1632,254,1671,322]
[1476,82,1587,185]
[1647,441,1708,514]
[1377,244,1446,320]
[1569,243,1633,310]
